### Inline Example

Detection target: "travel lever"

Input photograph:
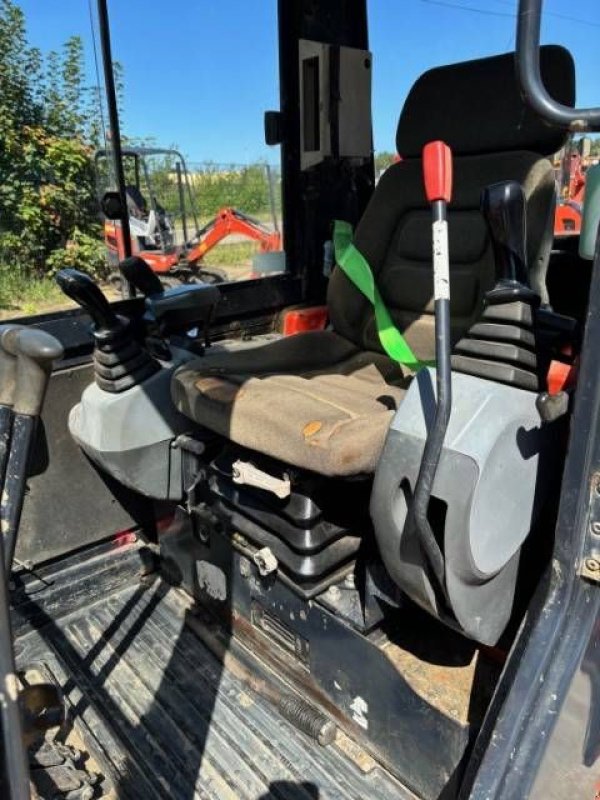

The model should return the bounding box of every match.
[410,140,454,593]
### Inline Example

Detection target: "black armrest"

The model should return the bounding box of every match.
[148,283,220,319]
[146,283,221,332]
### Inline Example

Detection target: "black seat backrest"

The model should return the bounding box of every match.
[327,46,575,365]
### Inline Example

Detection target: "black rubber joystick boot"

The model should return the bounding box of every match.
[451,180,541,392]
[55,269,159,393]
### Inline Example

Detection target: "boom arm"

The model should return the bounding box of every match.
[187,207,281,265]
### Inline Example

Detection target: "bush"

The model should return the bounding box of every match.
[143,159,281,222]
[45,229,108,280]
[0,129,101,276]
[0,261,65,316]
[188,164,276,217]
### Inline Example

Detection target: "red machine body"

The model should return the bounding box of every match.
[554,150,586,236]
[98,146,282,283]
[105,206,282,275]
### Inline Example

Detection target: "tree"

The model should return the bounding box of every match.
[374,151,396,174]
[0,0,106,278]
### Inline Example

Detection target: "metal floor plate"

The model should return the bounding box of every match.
[15,574,413,800]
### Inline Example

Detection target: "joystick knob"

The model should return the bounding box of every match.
[119,256,164,298]
[480,181,539,306]
[55,269,123,337]
[55,269,158,392]
[481,181,528,286]
[451,180,541,391]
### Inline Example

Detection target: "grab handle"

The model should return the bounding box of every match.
[516,0,600,131]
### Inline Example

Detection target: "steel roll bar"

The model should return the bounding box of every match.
[516,0,600,132]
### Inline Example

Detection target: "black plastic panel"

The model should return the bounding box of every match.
[16,364,156,566]
[206,450,370,587]
[210,476,349,552]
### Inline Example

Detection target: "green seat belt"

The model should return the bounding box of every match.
[333,220,433,371]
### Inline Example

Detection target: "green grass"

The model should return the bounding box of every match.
[201,241,260,268]
[0,240,267,319]
[0,266,69,319]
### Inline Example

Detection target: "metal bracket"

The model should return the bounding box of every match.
[253,547,278,577]
[579,471,600,583]
[232,460,291,499]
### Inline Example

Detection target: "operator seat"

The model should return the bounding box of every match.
[172,46,574,476]
[125,185,148,219]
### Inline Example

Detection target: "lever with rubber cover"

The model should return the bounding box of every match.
[55,269,159,391]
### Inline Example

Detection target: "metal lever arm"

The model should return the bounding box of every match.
[0,326,25,409]
[410,141,454,593]
[0,326,24,493]
[1,329,64,576]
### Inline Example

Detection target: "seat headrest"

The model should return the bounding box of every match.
[397,45,575,158]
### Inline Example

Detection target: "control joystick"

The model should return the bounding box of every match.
[451,180,541,391]
[118,256,221,351]
[56,268,124,338]
[480,181,539,307]
[55,269,158,393]
[119,256,164,298]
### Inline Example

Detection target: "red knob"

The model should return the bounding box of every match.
[423,140,453,204]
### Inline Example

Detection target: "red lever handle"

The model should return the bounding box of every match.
[423,140,453,204]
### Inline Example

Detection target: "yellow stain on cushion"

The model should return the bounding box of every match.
[303,420,322,438]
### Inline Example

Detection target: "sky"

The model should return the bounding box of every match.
[16,0,600,165]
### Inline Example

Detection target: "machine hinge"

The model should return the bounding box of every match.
[579,471,600,583]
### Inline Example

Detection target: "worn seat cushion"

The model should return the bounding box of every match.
[171,331,406,476]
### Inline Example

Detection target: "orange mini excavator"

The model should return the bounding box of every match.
[554,144,587,235]
[96,147,282,286]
